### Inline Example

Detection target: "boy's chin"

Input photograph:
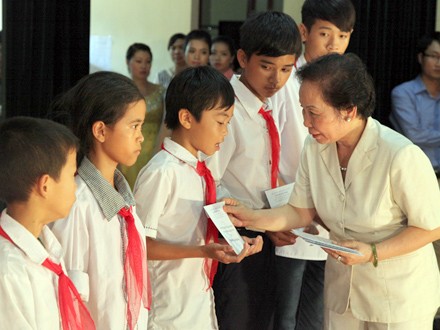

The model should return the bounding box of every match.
[200,148,217,157]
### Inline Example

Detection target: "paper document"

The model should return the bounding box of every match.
[293,229,363,256]
[265,183,294,208]
[204,202,245,255]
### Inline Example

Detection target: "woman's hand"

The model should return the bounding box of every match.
[266,231,297,247]
[222,198,256,228]
[323,240,373,266]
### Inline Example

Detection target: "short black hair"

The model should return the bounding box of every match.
[302,0,356,32]
[168,33,186,50]
[165,66,234,130]
[126,43,153,61]
[296,53,375,119]
[416,32,440,55]
[240,11,301,58]
[212,35,236,57]
[49,71,144,165]
[184,30,212,52]
[0,117,79,204]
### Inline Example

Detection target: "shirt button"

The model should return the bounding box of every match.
[339,194,345,202]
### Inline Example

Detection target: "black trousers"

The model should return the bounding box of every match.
[213,230,276,330]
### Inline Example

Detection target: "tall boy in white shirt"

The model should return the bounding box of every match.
[270,1,355,329]
[208,11,302,330]
[134,66,263,329]
[0,117,94,329]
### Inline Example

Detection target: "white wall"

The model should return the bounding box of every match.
[282,0,304,26]
[90,0,197,79]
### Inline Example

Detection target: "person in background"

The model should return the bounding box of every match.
[155,33,187,89]
[390,32,440,183]
[208,11,301,330]
[50,71,151,329]
[184,30,211,68]
[0,117,95,329]
[209,35,236,80]
[226,53,440,330]
[119,43,165,189]
[270,1,355,329]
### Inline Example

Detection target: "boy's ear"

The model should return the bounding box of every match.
[35,174,51,198]
[237,49,248,69]
[178,109,192,129]
[92,121,107,143]
[299,23,309,43]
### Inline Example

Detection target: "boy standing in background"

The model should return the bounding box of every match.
[208,11,302,330]
[271,1,356,328]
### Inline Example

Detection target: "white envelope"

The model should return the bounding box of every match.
[204,201,245,255]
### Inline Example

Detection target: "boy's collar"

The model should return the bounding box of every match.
[163,137,210,169]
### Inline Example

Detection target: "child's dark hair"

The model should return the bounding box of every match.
[240,11,301,59]
[296,53,375,119]
[212,35,236,57]
[165,66,234,130]
[126,43,153,61]
[168,33,186,50]
[302,0,356,32]
[0,117,79,204]
[49,71,144,165]
[184,30,212,52]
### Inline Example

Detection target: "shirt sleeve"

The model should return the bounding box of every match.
[51,199,90,302]
[289,136,315,209]
[391,85,440,147]
[390,144,440,230]
[134,164,173,239]
[0,258,39,329]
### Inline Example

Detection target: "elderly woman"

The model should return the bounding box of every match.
[226,53,440,329]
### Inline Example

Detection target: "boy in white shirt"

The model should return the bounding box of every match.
[134,66,263,329]
[270,1,355,328]
[0,117,94,329]
[207,11,302,330]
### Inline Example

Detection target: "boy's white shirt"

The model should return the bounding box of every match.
[271,54,328,260]
[51,176,148,330]
[208,74,275,209]
[0,210,63,329]
[133,137,218,329]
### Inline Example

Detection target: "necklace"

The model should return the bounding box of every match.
[340,166,347,172]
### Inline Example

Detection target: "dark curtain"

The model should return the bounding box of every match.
[347,0,436,126]
[3,0,90,119]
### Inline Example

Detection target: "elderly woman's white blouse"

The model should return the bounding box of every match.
[290,117,440,322]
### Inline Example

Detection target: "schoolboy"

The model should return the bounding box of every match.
[270,1,356,329]
[134,66,263,329]
[207,11,302,330]
[0,117,94,329]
